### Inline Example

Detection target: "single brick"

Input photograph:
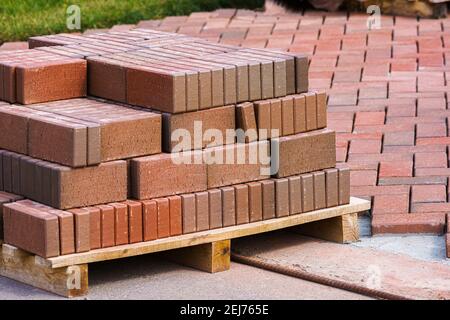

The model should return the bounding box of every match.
[15,199,75,255]
[236,102,258,143]
[127,65,186,113]
[254,100,271,140]
[182,194,196,234]
[131,151,207,199]
[53,160,127,209]
[304,92,318,131]
[87,56,127,103]
[206,141,270,188]
[156,198,170,238]
[314,171,327,210]
[373,194,409,214]
[235,184,250,224]
[288,176,302,215]
[195,191,210,231]
[10,152,21,195]
[372,213,446,234]
[168,196,182,236]
[125,200,143,243]
[15,59,87,104]
[221,186,236,227]
[68,208,90,253]
[301,174,314,212]
[96,205,115,248]
[281,96,294,136]
[338,167,351,205]
[162,105,235,152]
[270,99,282,138]
[273,129,336,178]
[294,54,309,93]
[3,202,60,258]
[86,207,101,250]
[261,180,276,220]
[293,94,307,133]
[0,192,23,239]
[411,185,446,203]
[142,200,158,241]
[379,160,413,177]
[208,189,223,229]
[325,169,339,208]
[248,182,263,222]
[27,116,88,167]
[315,91,327,129]
[275,178,290,217]
[2,151,12,192]
[0,106,29,154]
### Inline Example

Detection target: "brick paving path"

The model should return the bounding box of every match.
[2,8,450,235]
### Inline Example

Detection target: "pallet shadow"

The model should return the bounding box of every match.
[232,229,320,257]
[88,251,195,286]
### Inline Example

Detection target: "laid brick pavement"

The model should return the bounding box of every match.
[2,8,450,235]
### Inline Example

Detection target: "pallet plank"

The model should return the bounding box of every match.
[45,197,370,268]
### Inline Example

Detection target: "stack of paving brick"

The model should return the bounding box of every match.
[0,29,349,259]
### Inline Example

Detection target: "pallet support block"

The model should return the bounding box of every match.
[292,212,359,243]
[0,244,88,298]
[164,239,230,273]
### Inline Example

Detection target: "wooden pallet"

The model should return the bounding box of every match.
[0,197,370,298]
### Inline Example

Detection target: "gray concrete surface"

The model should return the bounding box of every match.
[357,215,450,265]
[0,254,370,300]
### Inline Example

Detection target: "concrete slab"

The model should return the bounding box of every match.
[233,231,450,300]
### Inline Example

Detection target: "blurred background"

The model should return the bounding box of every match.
[1,0,448,43]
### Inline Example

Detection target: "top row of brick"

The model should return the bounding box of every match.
[24,29,309,112]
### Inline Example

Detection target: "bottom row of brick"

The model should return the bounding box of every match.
[1,167,350,258]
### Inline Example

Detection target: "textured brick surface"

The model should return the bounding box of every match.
[131,151,207,199]
[112,8,450,234]
[3,202,60,258]
[273,129,336,178]
[29,29,308,113]
[0,99,161,167]
[0,49,86,104]
[162,104,235,152]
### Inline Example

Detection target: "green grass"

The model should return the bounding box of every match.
[0,0,264,42]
